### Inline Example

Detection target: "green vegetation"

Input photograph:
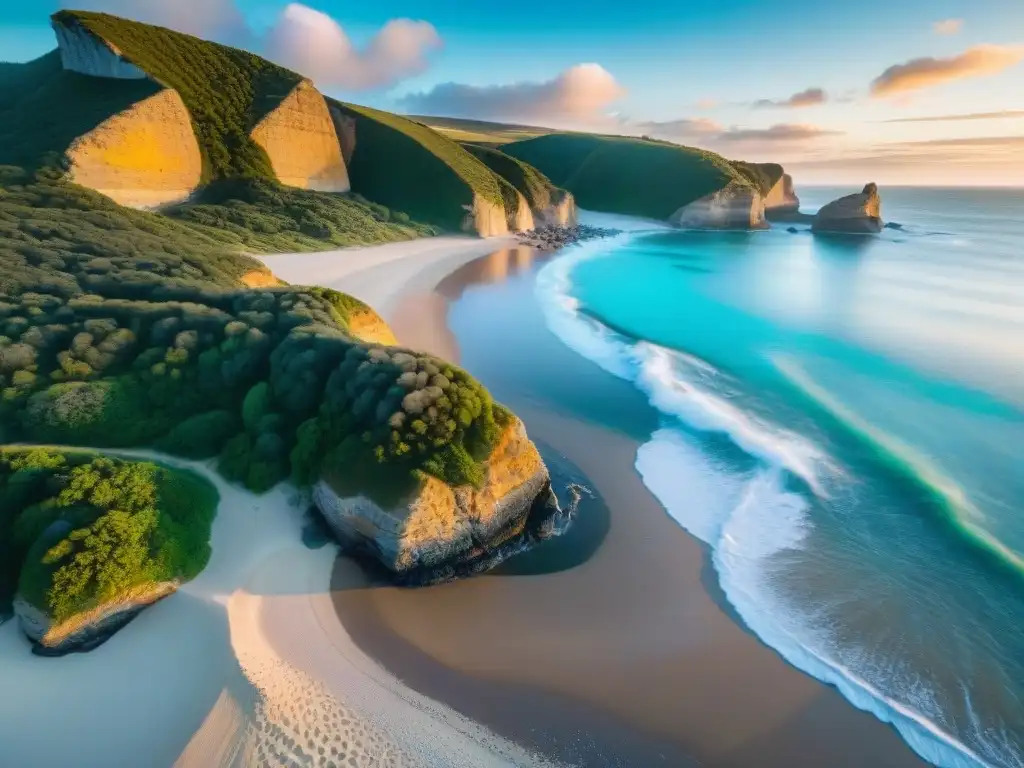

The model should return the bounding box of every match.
[0,448,217,621]
[53,10,304,183]
[503,134,754,220]
[412,115,552,146]
[332,101,516,230]
[464,144,562,212]
[731,161,784,196]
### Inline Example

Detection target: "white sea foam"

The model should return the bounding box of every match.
[534,231,996,768]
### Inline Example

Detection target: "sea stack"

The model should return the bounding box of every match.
[812,183,884,234]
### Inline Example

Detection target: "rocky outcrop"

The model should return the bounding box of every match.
[251,81,350,193]
[346,307,399,346]
[65,87,203,209]
[536,190,578,228]
[764,173,800,214]
[52,17,147,79]
[15,581,177,656]
[812,183,883,234]
[669,182,768,230]
[462,196,510,238]
[313,417,559,580]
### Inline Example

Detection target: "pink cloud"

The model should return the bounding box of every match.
[872,45,1024,96]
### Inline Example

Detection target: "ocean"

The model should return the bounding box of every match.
[535,189,1024,768]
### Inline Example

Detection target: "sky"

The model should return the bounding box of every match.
[2,0,1023,186]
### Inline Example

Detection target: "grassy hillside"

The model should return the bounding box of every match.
[731,161,785,196]
[412,115,551,146]
[464,144,561,212]
[332,102,519,230]
[504,134,752,220]
[53,10,304,183]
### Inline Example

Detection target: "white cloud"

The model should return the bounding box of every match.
[400,63,625,121]
[265,3,442,90]
[933,19,964,36]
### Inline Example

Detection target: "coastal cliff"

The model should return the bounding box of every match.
[813,183,884,234]
[52,17,146,79]
[251,81,351,193]
[764,173,800,214]
[65,87,203,208]
[314,416,559,580]
[670,182,768,230]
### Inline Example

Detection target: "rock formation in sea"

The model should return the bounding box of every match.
[764,173,801,215]
[313,416,561,583]
[669,182,768,230]
[812,183,884,234]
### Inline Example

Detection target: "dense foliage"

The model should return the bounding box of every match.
[464,143,561,212]
[333,101,515,230]
[503,134,754,220]
[53,10,304,183]
[0,448,217,621]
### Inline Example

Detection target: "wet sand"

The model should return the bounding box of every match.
[329,243,929,767]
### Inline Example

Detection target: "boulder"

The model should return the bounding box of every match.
[313,417,560,581]
[812,183,883,234]
[15,581,177,656]
[669,182,768,230]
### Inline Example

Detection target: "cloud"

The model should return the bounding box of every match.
[716,124,842,142]
[892,135,1024,148]
[871,44,1024,96]
[933,19,964,35]
[752,87,828,109]
[265,3,441,90]
[60,0,250,42]
[399,64,625,121]
[633,118,723,138]
[883,110,1024,123]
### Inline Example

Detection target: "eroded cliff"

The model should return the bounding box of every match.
[52,17,146,79]
[251,81,351,193]
[812,183,883,234]
[65,87,203,208]
[670,182,768,230]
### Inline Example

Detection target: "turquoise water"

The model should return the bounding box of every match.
[536,190,1024,768]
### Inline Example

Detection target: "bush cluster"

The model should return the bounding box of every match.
[0,448,217,621]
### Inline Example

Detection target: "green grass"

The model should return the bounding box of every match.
[463,144,561,212]
[53,10,305,183]
[331,101,515,230]
[411,115,552,146]
[503,133,753,220]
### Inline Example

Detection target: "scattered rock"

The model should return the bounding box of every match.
[884,221,904,230]
[812,182,884,234]
[516,224,620,251]
[787,226,800,234]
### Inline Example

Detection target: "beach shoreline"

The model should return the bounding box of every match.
[325,229,930,767]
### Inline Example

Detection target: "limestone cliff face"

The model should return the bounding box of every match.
[328,106,358,167]
[812,183,883,234]
[15,581,177,655]
[251,81,350,193]
[52,18,147,79]
[346,307,399,346]
[463,196,511,238]
[510,191,536,232]
[536,190,578,227]
[670,182,767,230]
[313,417,554,576]
[65,87,203,209]
[764,173,800,213]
